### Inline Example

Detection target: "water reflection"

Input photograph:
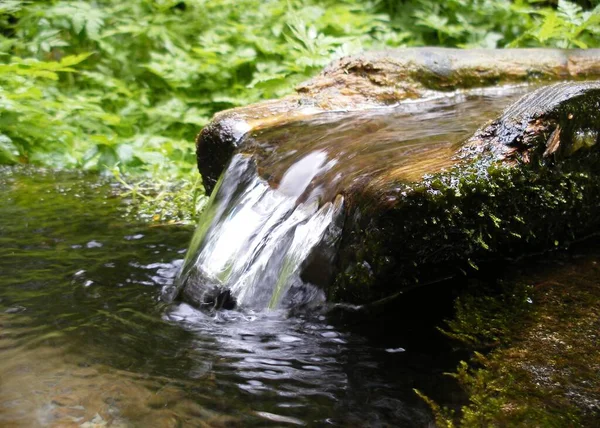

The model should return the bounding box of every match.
[0,169,445,426]
[164,304,435,426]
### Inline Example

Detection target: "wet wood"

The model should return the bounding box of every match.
[197,48,600,193]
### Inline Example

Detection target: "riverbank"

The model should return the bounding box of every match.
[426,245,600,426]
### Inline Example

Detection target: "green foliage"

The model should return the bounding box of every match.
[382,0,600,48]
[512,0,600,47]
[440,282,534,348]
[0,0,390,178]
[1,0,600,215]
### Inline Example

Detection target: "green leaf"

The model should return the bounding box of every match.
[536,12,561,42]
[0,134,18,164]
[58,53,94,68]
[558,0,584,26]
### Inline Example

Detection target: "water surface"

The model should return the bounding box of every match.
[243,88,529,201]
[0,168,463,427]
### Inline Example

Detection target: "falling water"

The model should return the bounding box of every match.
[166,88,531,311]
[164,153,345,311]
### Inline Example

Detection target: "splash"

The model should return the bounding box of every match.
[168,88,529,311]
[164,153,345,310]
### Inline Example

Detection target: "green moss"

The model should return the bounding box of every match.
[332,87,600,303]
[426,257,600,426]
[334,152,600,303]
[440,282,534,349]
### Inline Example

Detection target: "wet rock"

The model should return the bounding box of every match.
[334,81,600,304]
[189,79,600,307]
[297,48,600,103]
[436,251,600,426]
[196,48,600,193]
[197,117,251,194]
[185,47,600,309]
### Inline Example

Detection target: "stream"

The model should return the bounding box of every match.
[2,85,598,426]
[0,168,464,427]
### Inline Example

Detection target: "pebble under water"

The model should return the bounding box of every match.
[0,168,468,427]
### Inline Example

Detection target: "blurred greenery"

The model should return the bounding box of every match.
[1,0,599,219]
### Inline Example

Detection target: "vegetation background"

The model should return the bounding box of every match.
[1,0,600,220]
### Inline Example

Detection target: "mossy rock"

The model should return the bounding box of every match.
[194,78,600,306]
[334,81,600,304]
[427,247,600,427]
[197,48,600,193]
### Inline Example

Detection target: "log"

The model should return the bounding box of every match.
[180,49,600,308]
[197,48,600,194]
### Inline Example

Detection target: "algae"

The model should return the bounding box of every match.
[332,83,600,304]
[423,251,600,427]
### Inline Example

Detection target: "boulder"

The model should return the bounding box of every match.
[178,49,600,308]
[197,48,600,194]
[334,81,600,304]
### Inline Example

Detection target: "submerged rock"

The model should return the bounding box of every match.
[174,49,600,310]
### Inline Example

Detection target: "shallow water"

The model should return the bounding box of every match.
[0,168,466,427]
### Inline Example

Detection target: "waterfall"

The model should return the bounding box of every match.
[163,153,345,311]
[164,88,530,311]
